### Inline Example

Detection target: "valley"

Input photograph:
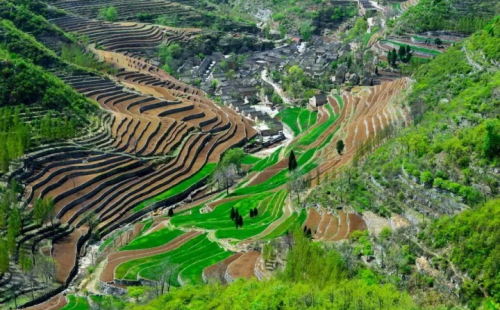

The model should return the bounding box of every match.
[0,0,499,309]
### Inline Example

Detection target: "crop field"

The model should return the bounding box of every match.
[61,296,88,310]
[120,227,183,251]
[114,234,231,286]
[0,1,416,307]
[277,108,317,136]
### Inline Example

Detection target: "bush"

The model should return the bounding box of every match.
[433,177,444,188]
[98,6,117,22]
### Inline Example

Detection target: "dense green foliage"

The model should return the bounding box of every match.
[425,199,500,308]
[112,231,415,310]
[394,0,499,34]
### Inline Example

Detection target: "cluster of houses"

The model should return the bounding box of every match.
[175,36,342,137]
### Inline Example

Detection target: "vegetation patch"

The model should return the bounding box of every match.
[133,163,216,212]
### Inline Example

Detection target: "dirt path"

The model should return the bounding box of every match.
[22,294,67,310]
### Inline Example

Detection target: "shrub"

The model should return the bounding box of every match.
[98,6,117,22]
[433,177,444,188]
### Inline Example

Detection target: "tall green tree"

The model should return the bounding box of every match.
[7,207,22,255]
[483,119,500,159]
[0,238,8,274]
[288,150,298,171]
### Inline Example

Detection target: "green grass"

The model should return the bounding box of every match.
[133,163,216,212]
[277,108,302,135]
[250,147,282,172]
[178,251,232,285]
[412,35,456,44]
[290,104,339,150]
[264,209,307,240]
[215,191,287,240]
[171,193,272,230]
[115,234,229,286]
[120,227,183,251]
[278,108,317,136]
[61,295,88,310]
[241,155,261,165]
[363,27,380,46]
[298,109,318,132]
[383,40,442,56]
[233,147,319,196]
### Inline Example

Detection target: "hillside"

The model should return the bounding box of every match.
[0,0,498,310]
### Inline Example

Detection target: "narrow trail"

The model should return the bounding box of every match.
[261,69,292,104]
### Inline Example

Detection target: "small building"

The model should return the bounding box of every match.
[308,93,328,110]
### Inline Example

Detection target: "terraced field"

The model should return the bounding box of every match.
[9,11,258,300]
[1,1,416,306]
[48,0,200,21]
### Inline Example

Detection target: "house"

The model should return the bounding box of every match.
[309,93,328,110]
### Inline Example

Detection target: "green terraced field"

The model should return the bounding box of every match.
[241,155,262,165]
[233,147,319,196]
[383,40,442,56]
[61,295,88,310]
[250,147,282,172]
[215,191,288,240]
[115,234,230,286]
[133,163,216,212]
[178,251,232,285]
[263,209,307,240]
[120,227,183,251]
[278,108,318,136]
[277,108,302,135]
[171,193,272,230]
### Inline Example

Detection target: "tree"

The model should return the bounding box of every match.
[398,45,406,62]
[221,148,245,173]
[253,207,258,217]
[33,197,55,226]
[230,207,236,220]
[336,140,345,155]
[483,119,500,159]
[300,21,315,41]
[98,6,118,22]
[250,209,254,218]
[34,254,56,287]
[211,79,219,90]
[238,215,244,228]
[214,163,238,194]
[375,67,379,75]
[0,238,8,274]
[288,171,306,205]
[152,259,178,296]
[168,208,174,217]
[7,207,22,255]
[128,287,145,302]
[288,150,298,171]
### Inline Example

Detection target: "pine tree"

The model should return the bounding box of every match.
[238,215,243,228]
[336,140,345,155]
[289,150,298,171]
[398,46,406,62]
[253,207,258,217]
[7,207,22,255]
[168,208,174,217]
[230,207,235,220]
[375,67,378,75]
[307,228,312,238]
[250,209,254,218]
[0,239,8,274]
